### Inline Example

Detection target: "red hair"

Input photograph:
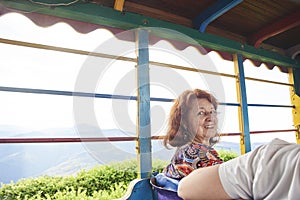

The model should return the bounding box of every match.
[163,89,219,148]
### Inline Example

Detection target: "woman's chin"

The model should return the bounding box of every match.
[204,130,217,138]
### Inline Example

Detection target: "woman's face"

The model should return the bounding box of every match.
[185,98,218,143]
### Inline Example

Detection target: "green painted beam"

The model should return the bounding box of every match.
[1,0,299,69]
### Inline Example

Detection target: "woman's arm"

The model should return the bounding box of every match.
[177,165,231,200]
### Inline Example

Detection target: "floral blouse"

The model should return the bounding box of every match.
[163,143,223,179]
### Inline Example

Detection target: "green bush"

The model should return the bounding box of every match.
[218,150,239,162]
[0,159,167,200]
[0,152,236,200]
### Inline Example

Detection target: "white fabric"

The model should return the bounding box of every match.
[219,138,300,200]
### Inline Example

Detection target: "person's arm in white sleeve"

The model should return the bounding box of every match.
[177,165,231,200]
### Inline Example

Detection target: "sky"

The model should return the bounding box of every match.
[0,12,296,144]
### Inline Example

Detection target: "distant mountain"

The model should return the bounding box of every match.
[0,125,262,185]
[40,151,99,177]
[0,140,90,184]
[0,125,29,137]
[0,125,168,184]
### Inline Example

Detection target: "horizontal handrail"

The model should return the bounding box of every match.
[245,76,292,86]
[0,129,296,144]
[248,103,294,108]
[0,86,137,100]
[150,60,236,78]
[0,86,294,108]
[0,137,137,143]
[0,38,235,78]
[219,132,241,136]
[249,129,297,134]
[0,38,293,87]
[0,38,136,62]
[220,128,297,136]
[0,86,173,102]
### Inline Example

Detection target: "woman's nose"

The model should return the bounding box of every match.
[204,115,212,121]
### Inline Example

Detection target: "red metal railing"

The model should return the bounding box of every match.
[0,129,296,144]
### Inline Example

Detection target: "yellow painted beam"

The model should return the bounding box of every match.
[114,0,125,12]
[233,54,246,154]
[288,68,300,144]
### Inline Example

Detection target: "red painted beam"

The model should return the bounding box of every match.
[249,11,300,48]
[249,129,297,135]
[220,128,297,136]
[0,129,296,143]
[0,137,137,143]
[220,132,241,136]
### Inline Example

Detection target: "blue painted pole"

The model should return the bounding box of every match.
[193,0,243,32]
[235,54,251,153]
[136,29,152,179]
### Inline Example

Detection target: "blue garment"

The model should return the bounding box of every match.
[155,173,180,192]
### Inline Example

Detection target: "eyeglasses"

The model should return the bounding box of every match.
[197,110,219,117]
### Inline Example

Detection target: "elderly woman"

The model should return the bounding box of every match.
[155,89,223,192]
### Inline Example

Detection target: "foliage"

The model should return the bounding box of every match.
[218,150,239,162]
[0,152,236,199]
[0,159,167,200]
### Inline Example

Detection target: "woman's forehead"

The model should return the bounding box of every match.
[193,98,214,109]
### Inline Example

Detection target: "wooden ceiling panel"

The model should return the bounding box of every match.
[265,26,300,49]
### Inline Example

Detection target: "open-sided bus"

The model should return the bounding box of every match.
[0,0,299,199]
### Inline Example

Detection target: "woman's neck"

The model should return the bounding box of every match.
[193,137,210,146]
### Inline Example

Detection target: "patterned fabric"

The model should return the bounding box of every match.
[163,143,223,179]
